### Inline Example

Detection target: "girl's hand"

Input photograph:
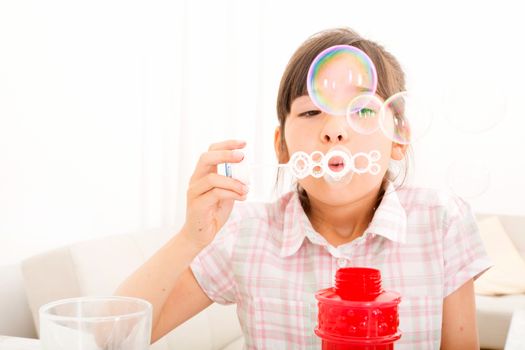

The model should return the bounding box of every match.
[181,140,248,250]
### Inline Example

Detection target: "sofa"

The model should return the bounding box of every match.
[0,227,244,350]
[1,215,524,349]
[474,214,525,349]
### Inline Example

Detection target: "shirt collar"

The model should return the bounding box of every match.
[280,191,309,257]
[279,182,407,258]
[364,181,407,244]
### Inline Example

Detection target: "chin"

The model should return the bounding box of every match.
[302,182,356,207]
[300,177,381,206]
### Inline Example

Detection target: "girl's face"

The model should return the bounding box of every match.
[277,94,406,206]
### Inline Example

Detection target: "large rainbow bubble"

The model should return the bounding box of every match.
[307,45,378,116]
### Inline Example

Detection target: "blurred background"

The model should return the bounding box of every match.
[1,0,524,264]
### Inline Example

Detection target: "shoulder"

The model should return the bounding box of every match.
[221,192,296,234]
[395,185,473,227]
[209,192,297,258]
[396,185,469,211]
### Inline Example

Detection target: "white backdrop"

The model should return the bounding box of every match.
[1,0,524,264]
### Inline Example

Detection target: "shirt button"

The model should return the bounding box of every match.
[337,258,349,268]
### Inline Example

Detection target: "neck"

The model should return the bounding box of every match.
[305,185,382,247]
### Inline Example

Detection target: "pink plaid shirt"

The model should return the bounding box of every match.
[190,183,492,349]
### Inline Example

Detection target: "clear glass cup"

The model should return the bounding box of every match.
[39,296,152,350]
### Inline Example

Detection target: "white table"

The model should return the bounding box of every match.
[0,336,39,350]
[505,308,525,349]
[0,335,161,350]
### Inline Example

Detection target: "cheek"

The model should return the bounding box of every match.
[373,139,393,172]
[351,131,392,155]
[284,120,319,153]
[349,132,393,178]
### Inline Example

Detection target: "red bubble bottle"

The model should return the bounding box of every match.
[315,267,402,350]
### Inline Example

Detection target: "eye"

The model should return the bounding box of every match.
[298,110,321,118]
[357,108,377,118]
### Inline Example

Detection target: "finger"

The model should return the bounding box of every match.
[191,149,245,180]
[197,188,247,208]
[208,140,246,152]
[188,173,248,199]
[201,150,245,166]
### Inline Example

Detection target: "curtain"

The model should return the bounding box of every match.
[1,0,524,264]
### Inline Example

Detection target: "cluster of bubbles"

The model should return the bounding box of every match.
[288,149,381,181]
[222,44,495,198]
[307,45,433,145]
[306,44,493,199]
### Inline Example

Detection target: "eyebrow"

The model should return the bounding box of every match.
[356,86,374,93]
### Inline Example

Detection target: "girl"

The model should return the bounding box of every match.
[116,28,491,349]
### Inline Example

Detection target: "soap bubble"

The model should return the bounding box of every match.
[310,151,325,178]
[323,146,354,185]
[323,171,354,186]
[446,160,491,198]
[346,94,382,135]
[307,45,377,116]
[352,151,381,176]
[438,53,507,134]
[290,151,311,179]
[441,87,506,134]
[380,91,433,145]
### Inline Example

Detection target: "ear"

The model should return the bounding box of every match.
[274,126,282,160]
[391,142,408,161]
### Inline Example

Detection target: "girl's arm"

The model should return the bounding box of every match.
[114,231,213,343]
[440,279,479,349]
[115,140,248,343]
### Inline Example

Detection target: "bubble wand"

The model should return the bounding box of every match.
[220,148,381,184]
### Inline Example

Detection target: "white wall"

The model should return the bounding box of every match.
[1,0,524,264]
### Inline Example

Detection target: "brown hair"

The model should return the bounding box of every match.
[275,28,411,211]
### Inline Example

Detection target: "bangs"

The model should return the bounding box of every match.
[276,29,405,125]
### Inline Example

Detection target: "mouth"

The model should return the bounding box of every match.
[328,156,345,172]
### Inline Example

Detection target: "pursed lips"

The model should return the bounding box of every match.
[328,156,345,171]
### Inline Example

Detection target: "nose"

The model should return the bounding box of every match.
[320,115,348,144]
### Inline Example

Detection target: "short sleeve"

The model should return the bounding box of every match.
[442,196,493,297]
[190,215,239,305]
